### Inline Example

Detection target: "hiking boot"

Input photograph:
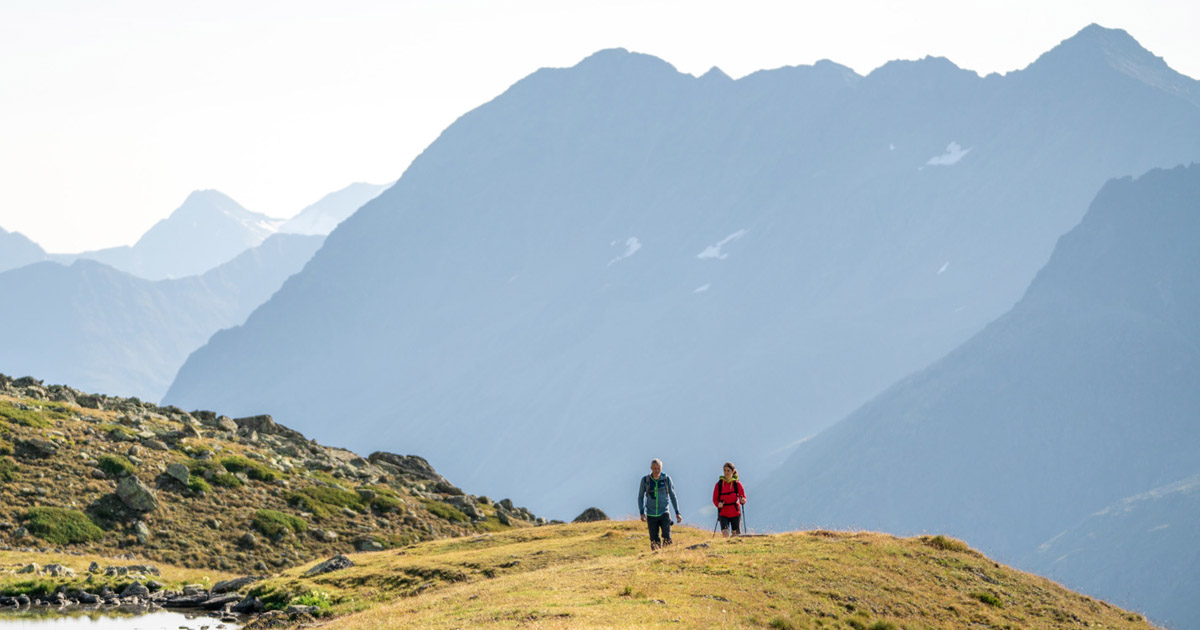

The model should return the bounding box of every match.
[663,538,673,547]
[650,541,661,551]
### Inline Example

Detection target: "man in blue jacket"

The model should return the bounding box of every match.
[638,458,682,550]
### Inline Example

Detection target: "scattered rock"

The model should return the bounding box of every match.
[572,507,609,523]
[232,595,265,614]
[115,475,159,511]
[165,462,190,485]
[43,563,74,577]
[304,554,354,576]
[119,581,150,599]
[238,532,257,548]
[134,520,151,544]
[355,538,384,552]
[211,575,263,594]
[16,562,40,574]
[16,438,58,459]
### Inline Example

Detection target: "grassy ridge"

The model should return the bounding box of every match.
[255,521,1156,629]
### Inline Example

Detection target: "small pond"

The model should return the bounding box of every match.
[0,607,241,629]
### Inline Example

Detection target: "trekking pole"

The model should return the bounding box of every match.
[711,513,719,539]
[740,505,747,535]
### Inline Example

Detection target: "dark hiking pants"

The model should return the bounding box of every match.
[647,513,672,548]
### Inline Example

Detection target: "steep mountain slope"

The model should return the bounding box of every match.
[0,227,46,273]
[0,233,323,400]
[166,25,1200,520]
[53,190,283,280]
[279,182,390,235]
[1027,474,1200,630]
[757,164,1200,626]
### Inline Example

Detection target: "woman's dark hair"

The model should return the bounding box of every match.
[723,462,737,477]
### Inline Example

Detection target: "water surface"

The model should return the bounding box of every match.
[0,608,241,629]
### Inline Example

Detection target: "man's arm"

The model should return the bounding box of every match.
[668,477,681,523]
[637,476,647,521]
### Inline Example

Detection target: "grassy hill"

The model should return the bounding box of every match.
[246,520,1156,629]
[0,374,542,574]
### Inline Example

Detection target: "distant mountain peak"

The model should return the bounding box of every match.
[1027,24,1199,102]
[573,47,684,78]
[699,66,732,82]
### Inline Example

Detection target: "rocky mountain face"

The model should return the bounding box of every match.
[0,373,542,575]
[0,226,46,273]
[0,233,324,400]
[165,25,1200,522]
[756,164,1200,629]
[279,181,389,236]
[51,190,283,281]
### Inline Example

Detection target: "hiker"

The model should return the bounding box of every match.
[712,461,746,537]
[638,458,681,550]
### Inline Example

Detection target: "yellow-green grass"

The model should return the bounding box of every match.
[255,521,1155,629]
[0,549,238,596]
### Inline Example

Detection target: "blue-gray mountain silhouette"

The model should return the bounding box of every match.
[0,227,47,273]
[51,190,282,280]
[279,181,389,236]
[0,233,323,399]
[756,164,1200,628]
[165,25,1200,521]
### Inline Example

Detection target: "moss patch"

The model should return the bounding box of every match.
[23,507,104,545]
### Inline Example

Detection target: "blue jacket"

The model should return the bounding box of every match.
[639,473,680,517]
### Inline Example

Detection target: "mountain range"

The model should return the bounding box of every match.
[165,23,1200,531]
[756,163,1200,629]
[0,233,324,400]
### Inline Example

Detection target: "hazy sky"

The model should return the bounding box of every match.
[3,0,1197,252]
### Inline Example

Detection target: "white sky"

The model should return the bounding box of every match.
[2,0,1197,253]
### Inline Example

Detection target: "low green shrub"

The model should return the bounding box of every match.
[0,437,12,456]
[96,454,136,477]
[0,402,51,428]
[23,506,104,545]
[971,592,1003,608]
[187,459,242,488]
[286,486,365,519]
[370,494,402,513]
[289,589,332,613]
[421,499,469,523]
[188,477,213,494]
[924,535,970,553]
[252,509,307,538]
[0,456,18,481]
[220,455,281,482]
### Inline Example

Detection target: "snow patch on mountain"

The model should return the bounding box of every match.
[697,229,748,260]
[926,142,971,166]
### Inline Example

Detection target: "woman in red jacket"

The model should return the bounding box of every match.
[713,461,746,537]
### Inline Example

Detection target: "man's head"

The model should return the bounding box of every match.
[650,459,662,476]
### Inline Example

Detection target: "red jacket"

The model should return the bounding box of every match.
[712,477,745,518]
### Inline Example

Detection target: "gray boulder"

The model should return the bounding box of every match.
[572,507,609,523]
[304,554,354,576]
[165,462,190,485]
[211,575,263,594]
[115,476,159,511]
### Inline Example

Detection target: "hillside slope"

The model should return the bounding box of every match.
[248,521,1158,629]
[0,374,542,575]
